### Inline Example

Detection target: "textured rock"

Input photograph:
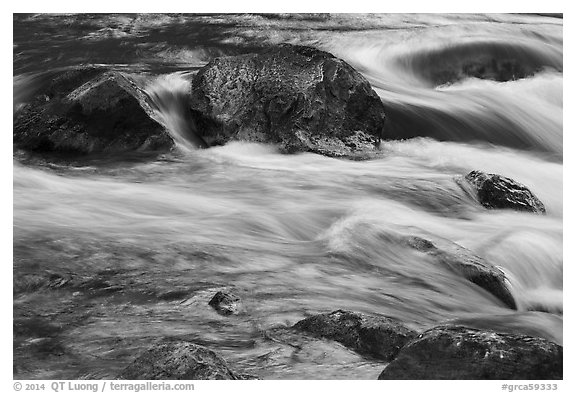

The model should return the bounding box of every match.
[293,310,416,361]
[406,236,516,309]
[14,67,173,154]
[208,291,242,316]
[464,170,546,214]
[118,339,248,380]
[378,325,563,380]
[189,44,386,157]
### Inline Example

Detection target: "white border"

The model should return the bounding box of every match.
[3,3,571,392]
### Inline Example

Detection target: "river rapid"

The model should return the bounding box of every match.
[13,13,563,379]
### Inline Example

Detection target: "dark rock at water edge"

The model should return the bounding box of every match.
[293,310,417,361]
[406,236,517,309]
[378,325,563,380]
[118,339,251,380]
[464,170,546,214]
[14,67,174,155]
[189,44,387,157]
[209,291,242,316]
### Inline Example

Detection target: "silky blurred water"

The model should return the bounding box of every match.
[13,13,562,379]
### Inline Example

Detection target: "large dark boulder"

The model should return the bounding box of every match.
[378,325,563,379]
[406,236,516,310]
[14,67,174,154]
[189,44,387,157]
[118,339,251,380]
[293,310,417,361]
[463,170,546,214]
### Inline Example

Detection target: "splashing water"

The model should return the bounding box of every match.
[141,72,208,150]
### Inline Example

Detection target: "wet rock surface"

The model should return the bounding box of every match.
[189,44,387,157]
[447,312,563,346]
[208,291,242,316]
[378,325,563,380]
[293,310,417,361]
[14,67,173,154]
[118,339,249,380]
[464,170,546,214]
[406,236,517,309]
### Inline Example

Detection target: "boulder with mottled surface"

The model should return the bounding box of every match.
[118,339,252,380]
[14,67,173,154]
[378,325,563,379]
[293,310,416,361]
[464,170,546,214]
[189,44,387,157]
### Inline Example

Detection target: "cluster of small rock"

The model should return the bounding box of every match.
[118,296,562,380]
[117,228,558,380]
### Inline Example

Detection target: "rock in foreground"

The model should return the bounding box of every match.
[14,68,173,154]
[208,291,242,316]
[293,310,416,361]
[464,170,546,214]
[406,236,516,309]
[378,325,563,380]
[118,339,248,380]
[190,44,386,157]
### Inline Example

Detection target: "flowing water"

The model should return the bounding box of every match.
[13,13,563,379]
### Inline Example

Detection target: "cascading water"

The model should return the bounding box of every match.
[13,13,562,380]
[141,72,209,150]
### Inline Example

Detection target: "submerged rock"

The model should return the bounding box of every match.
[463,170,546,214]
[118,339,249,380]
[406,236,516,309]
[378,325,563,380]
[293,310,417,361]
[208,291,242,316]
[14,67,173,154]
[189,44,386,157]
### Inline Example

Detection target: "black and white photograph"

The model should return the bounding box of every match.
[10,7,566,387]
